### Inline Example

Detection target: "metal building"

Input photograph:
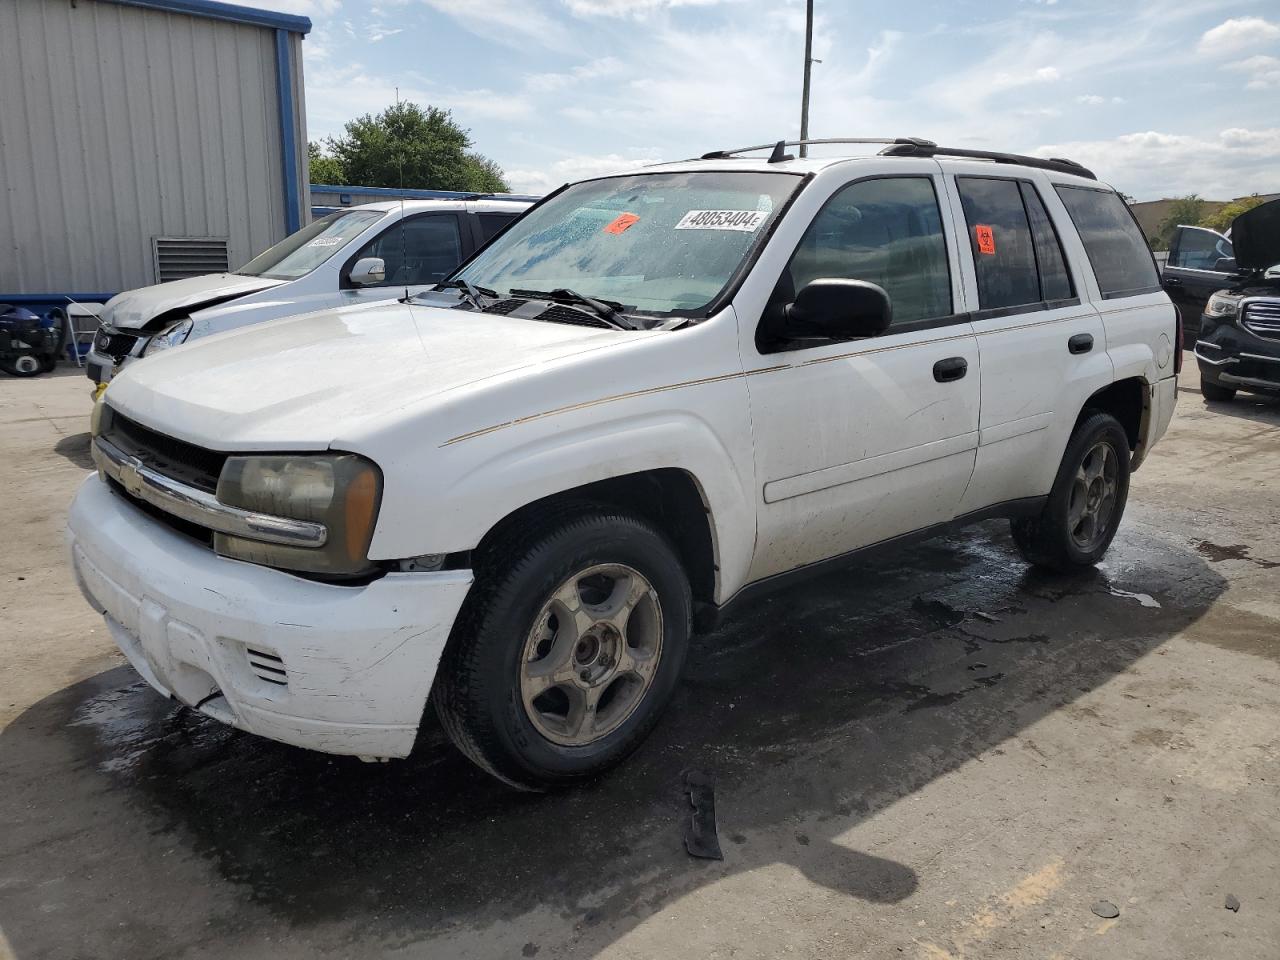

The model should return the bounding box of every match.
[0,0,311,315]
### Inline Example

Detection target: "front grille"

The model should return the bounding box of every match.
[103,410,226,493]
[95,328,140,358]
[1242,301,1280,342]
[245,647,289,687]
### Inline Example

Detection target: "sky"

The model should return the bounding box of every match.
[265,0,1279,202]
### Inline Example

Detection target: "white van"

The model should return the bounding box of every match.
[85,196,534,386]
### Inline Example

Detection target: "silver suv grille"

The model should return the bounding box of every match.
[1241,300,1280,342]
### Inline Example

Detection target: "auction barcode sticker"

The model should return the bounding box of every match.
[675,210,765,232]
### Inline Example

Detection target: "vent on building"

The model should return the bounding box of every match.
[151,237,230,283]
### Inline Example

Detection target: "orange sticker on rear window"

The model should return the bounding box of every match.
[975,224,996,255]
[604,212,640,235]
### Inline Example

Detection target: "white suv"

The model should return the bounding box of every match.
[68,139,1179,788]
[85,196,534,386]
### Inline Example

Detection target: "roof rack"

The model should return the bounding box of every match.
[696,137,1097,181]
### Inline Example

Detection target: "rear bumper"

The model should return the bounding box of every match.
[67,475,473,758]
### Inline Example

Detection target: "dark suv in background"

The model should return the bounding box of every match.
[1173,199,1280,401]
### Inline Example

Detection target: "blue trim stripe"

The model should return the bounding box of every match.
[101,0,310,34]
[275,29,302,234]
[310,183,542,202]
[1,294,116,303]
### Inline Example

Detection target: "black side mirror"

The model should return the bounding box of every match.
[782,279,892,341]
[1213,257,1237,273]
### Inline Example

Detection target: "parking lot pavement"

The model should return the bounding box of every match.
[1,367,1278,960]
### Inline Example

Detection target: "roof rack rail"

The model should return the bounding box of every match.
[878,141,1096,180]
[699,137,934,161]
[695,137,1096,180]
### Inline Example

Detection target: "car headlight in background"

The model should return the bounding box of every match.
[1205,291,1242,319]
[142,318,194,356]
[215,454,382,577]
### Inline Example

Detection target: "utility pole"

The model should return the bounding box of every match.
[799,0,814,158]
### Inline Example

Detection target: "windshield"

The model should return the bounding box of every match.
[236,210,384,280]
[453,171,803,316]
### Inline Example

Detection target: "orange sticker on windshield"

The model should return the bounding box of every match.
[604,212,640,235]
[975,224,996,255]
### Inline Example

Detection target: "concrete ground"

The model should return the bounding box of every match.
[2,362,1278,960]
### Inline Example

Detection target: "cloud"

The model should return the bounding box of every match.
[1197,17,1280,57]
[1227,54,1280,90]
[1034,127,1280,199]
[418,0,568,48]
[524,57,624,94]
[1075,94,1126,105]
[505,150,663,193]
[561,0,735,17]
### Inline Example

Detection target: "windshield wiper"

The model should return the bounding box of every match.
[509,288,639,330]
[429,278,498,309]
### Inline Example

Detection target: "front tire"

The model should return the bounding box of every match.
[434,505,691,789]
[1011,411,1131,572]
[1200,380,1236,402]
[0,353,43,377]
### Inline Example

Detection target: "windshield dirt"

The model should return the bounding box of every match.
[235,210,384,280]
[453,171,803,318]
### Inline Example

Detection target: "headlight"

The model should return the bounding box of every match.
[90,394,108,437]
[1205,291,1242,318]
[143,318,194,356]
[214,454,382,577]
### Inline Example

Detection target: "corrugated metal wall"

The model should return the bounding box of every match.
[0,0,308,295]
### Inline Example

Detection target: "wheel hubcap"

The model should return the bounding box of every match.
[14,355,39,374]
[1067,440,1119,551]
[519,563,663,747]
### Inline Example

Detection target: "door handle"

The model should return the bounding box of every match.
[1163,278,1182,287]
[933,357,968,382]
[1068,333,1094,355]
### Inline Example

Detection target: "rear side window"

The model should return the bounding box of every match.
[1168,226,1233,271]
[783,176,952,326]
[1054,186,1161,299]
[477,213,517,243]
[1019,183,1073,301]
[956,178,1040,309]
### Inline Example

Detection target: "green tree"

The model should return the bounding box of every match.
[308,141,345,185]
[1200,195,1266,233]
[323,102,510,193]
[1154,195,1206,248]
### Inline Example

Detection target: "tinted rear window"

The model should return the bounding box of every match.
[956,177,1040,310]
[1054,186,1160,299]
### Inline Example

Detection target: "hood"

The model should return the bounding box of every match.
[101,274,286,330]
[103,300,644,449]
[1231,198,1280,272]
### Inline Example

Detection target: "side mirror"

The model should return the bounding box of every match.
[348,257,386,286]
[1213,257,1237,273]
[783,279,892,341]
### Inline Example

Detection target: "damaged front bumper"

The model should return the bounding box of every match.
[66,475,473,758]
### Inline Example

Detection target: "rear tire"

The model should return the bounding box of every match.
[1200,380,1236,402]
[434,504,692,790]
[1011,411,1131,572]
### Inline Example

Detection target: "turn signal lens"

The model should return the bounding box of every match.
[215,453,382,577]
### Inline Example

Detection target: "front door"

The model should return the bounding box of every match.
[1164,225,1235,345]
[741,172,980,583]
[341,213,468,305]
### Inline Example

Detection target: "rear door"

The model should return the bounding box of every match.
[943,170,1111,516]
[1164,226,1235,344]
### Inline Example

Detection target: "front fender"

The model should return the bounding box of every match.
[368,405,757,602]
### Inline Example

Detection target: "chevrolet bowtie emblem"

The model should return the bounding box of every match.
[119,459,146,498]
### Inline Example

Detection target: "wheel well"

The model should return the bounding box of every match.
[472,469,717,605]
[1080,378,1144,450]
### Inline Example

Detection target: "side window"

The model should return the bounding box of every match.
[1168,227,1233,271]
[1054,186,1161,299]
[956,177,1040,310]
[352,215,463,287]
[1019,182,1074,301]
[477,213,517,243]
[782,177,952,327]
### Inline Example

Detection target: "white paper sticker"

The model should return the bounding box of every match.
[674,210,765,232]
[308,236,344,247]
